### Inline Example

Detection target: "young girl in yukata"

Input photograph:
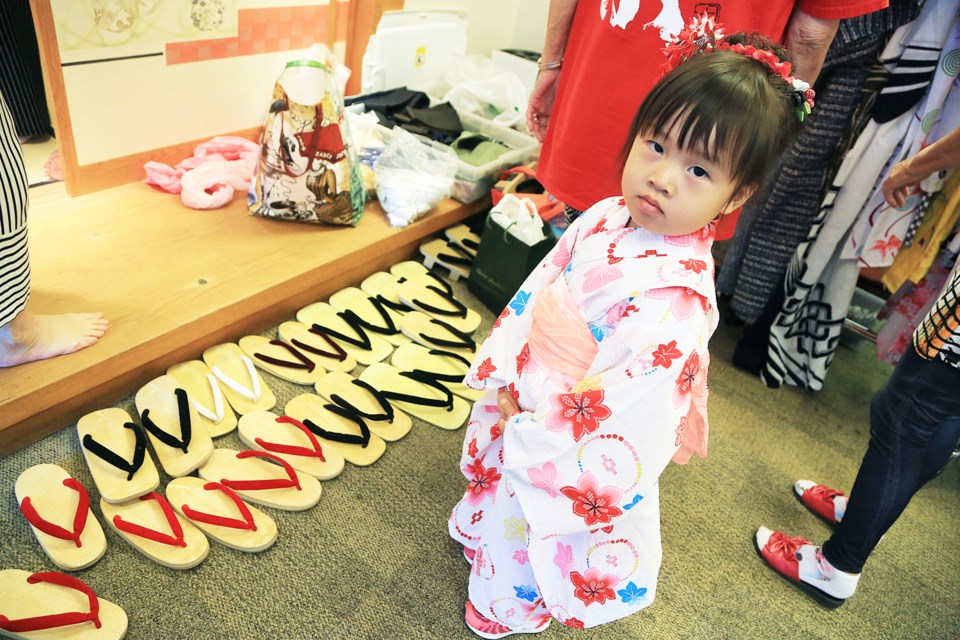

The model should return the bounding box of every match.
[448,21,814,638]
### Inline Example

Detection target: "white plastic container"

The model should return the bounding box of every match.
[371,111,539,204]
[448,112,540,203]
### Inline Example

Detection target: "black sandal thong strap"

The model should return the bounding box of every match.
[437,241,474,267]
[310,315,372,350]
[292,328,348,362]
[417,318,476,351]
[81,422,147,481]
[374,294,410,314]
[397,270,453,296]
[140,388,192,453]
[254,339,315,372]
[303,404,371,448]
[339,296,399,336]
[329,379,395,423]
[377,370,454,412]
[410,285,468,319]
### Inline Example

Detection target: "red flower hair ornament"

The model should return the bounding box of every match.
[661,14,815,122]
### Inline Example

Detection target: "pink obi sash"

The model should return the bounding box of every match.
[528,276,599,390]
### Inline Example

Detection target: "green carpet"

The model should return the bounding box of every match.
[1,275,957,640]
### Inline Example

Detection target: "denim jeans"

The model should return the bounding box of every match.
[822,346,960,574]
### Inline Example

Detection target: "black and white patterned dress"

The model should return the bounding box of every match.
[0,90,31,326]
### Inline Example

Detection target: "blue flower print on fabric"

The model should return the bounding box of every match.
[622,494,643,510]
[590,323,608,342]
[514,585,538,602]
[509,290,531,316]
[618,582,648,606]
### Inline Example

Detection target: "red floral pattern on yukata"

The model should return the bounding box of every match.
[516,343,536,375]
[562,617,585,629]
[559,471,624,527]
[570,567,619,606]
[493,307,510,329]
[676,351,700,394]
[680,257,708,273]
[475,358,497,382]
[651,340,682,368]
[546,390,613,441]
[464,457,501,506]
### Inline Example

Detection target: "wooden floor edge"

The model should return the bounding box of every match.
[0,202,486,457]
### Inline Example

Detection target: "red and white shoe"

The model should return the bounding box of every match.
[794,480,846,526]
[754,527,851,609]
[464,602,548,639]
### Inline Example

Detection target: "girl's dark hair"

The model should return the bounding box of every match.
[619,33,802,203]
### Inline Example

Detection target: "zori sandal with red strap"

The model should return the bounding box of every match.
[166,477,277,553]
[100,492,209,570]
[198,448,322,511]
[0,569,128,640]
[15,464,107,571]
[238,410,346,480]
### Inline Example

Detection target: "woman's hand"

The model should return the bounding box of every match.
[883,157,922,208]
[526,69,561,142]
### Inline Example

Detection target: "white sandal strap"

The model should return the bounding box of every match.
[211,356,262,402]
[191,373,226,423]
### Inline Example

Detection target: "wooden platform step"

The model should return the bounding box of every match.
[0,181,486,456]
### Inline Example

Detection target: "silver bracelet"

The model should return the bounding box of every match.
[536,56,563,71]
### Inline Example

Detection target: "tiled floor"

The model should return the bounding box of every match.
[20,134,59,187]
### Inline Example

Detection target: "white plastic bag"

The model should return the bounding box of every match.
[436,55,529,130]
[489,193,547,246]
[374,127,458,227]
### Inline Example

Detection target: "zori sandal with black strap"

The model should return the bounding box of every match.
[295,301,393,366]
[360,362,471,430]
[77,407,160,504]
[397,279,481,333]
[419,238,473,281]
[390,342,483,402]
[314,371,413,442]
[284,394,386,466]
[166,359,238,437]
[399,311,477,358]
[328,286,411,347]
[135,376,214,477]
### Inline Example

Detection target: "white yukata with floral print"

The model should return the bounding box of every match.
[449,197,719,631]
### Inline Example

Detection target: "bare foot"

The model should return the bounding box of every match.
[0,310,109,368]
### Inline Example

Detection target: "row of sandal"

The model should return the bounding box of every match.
[4,248,487,639]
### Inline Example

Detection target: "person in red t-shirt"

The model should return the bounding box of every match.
[527,0,889,240]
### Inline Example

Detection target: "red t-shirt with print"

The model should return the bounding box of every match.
[537,0,889,240]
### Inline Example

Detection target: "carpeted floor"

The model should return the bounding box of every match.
[1,272,958,640]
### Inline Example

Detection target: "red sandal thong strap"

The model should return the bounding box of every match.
[256,415,327,462]
[19,478,90,548]
[112,492,186,547]
[0,571,101,632]
[180,482,257,531]
[217,450,302,492]
[254,339,316,373]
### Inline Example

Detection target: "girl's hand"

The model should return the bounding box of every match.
[497,387,521,421]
